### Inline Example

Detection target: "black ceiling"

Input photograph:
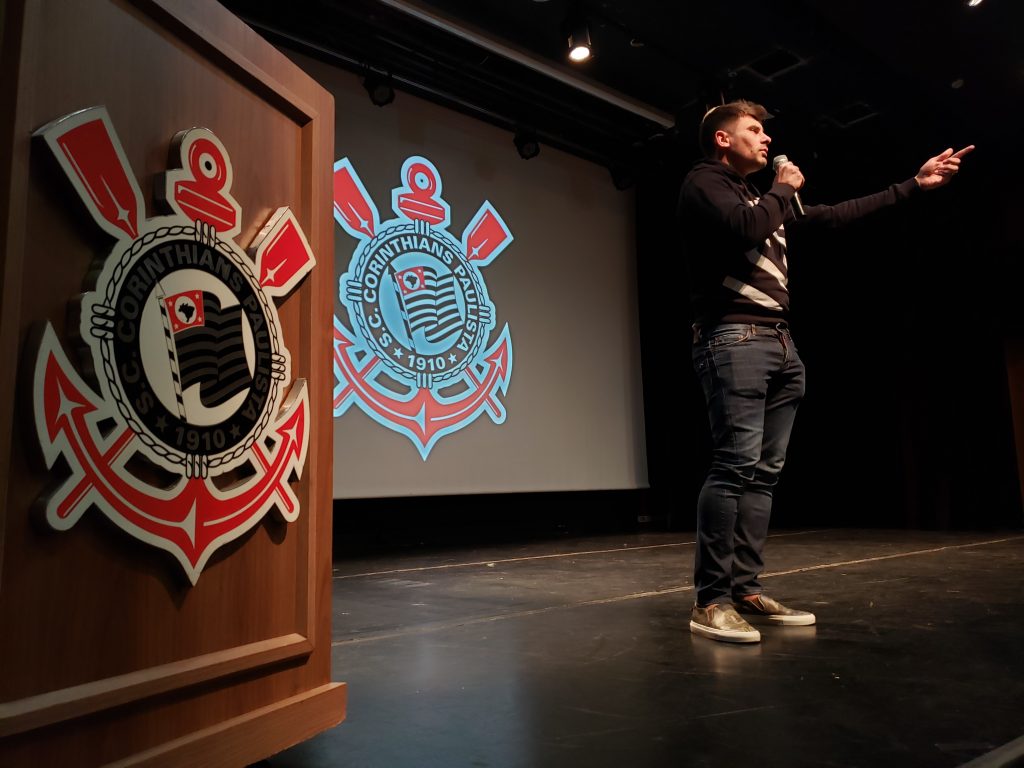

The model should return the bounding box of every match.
[225,0,1021,178]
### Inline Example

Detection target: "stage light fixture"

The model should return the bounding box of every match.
[566,16,592,62]
[363,72,395,107]
[513,129,540,160]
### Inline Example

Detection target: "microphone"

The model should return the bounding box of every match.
[773,155,805,218]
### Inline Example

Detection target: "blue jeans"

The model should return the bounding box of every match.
[691,323,806,606]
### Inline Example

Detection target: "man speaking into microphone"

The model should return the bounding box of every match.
[677,99,972,643]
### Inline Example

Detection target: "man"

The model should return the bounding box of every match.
[678,100,972,643]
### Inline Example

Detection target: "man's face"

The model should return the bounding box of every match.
[716,115,771,176]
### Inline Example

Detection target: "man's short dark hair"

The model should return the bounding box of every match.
[698,100,769,157]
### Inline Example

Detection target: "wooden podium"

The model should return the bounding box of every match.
[0,1,344,765]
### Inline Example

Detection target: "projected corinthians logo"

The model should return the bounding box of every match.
[31,107,315,583]
[333,156,513,458]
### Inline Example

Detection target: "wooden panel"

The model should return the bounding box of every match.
[0,0,342,764]
[107,684,348,768]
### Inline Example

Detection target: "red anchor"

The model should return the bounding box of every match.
[36,329,308,583]
[333,322,510,450]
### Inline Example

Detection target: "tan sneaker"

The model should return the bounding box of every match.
[734,594,816,626]
[689,603,761,643]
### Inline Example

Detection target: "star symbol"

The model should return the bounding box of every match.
[101,175,131,227]
[155,415,167,431]
[230,424,241,439]
[347,203,371,235]
[282,423,300,446]
[264,260,284,285]
[449,353,457,363]
[392,347,404,359]
[55,381,80,423]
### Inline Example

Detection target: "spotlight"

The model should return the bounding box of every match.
[566,15,592,62]
[363,72,395,107]
[513,129,540,160]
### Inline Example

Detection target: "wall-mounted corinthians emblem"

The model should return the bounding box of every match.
[333,156,513,459]
[32,107,315,584]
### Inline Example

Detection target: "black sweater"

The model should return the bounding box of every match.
[677,159,920,326]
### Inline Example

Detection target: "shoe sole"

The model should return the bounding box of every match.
[689,620,761,643]
[739,613,816,626]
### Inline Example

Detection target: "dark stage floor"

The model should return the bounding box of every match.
[270,529,1024,768]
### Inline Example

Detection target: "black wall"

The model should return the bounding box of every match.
[637,108,1024,532]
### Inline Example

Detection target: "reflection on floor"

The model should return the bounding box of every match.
[270,528,1024,768]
